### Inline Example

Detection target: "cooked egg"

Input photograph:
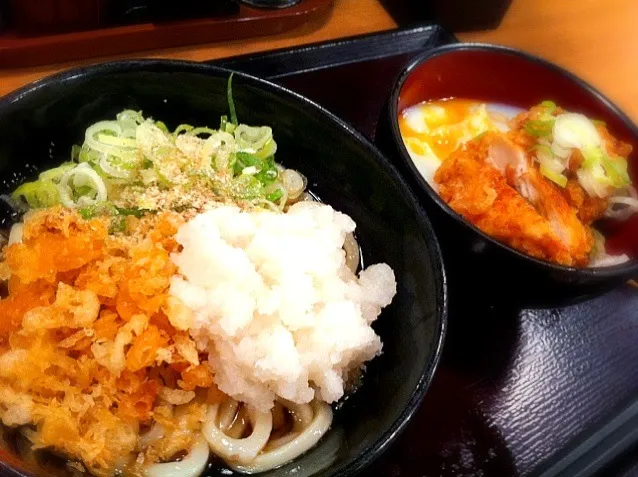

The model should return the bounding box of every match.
[399,99,522,189]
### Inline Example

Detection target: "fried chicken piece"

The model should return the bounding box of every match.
[435,133,593,266]
[561,124,633,223]
[519,168,593,264]
[508,104,564,139]
[510,109,633,225]
[562,178,609,224]
[487,134,593,262]
[597,123,633,158]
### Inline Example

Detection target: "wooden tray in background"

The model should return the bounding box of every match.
[0,0,333,68]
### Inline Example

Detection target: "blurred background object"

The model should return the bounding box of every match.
[9,0,241,33]
[380,0,513,31]
[108,0,239,25]
[0,0,333,67]
[0,0,8,33]
[10,0,107,33]
[240,0,302,8]
[0,0,514,66]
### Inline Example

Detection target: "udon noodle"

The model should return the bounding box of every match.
[0,86,397,477]
[143,399,332,477]
[0,205,371,476]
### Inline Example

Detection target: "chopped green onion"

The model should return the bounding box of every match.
[71,144,82,162]
[601,155,630,188]
[83,205,153,230]
[11,98,300,214]
[580,146,629,187]
[189,127,217,137]
[74,185,95,198]
[155,121,169,134]
[530,144,554,156]
[117,110,144,125]
[78,208,95,219]
[234,152,278,186]
[592,119,607,127]
[153,165,173,187]
[581,145,604,169]
[228,73,238,126]
[11,181,59,208]
[219,115,236,133]
[79,202,118,219]
[97,134,137,148]
[256,164,278,186]
[231,174,262,200]
[578,144,629,192]
[98,154,135,179]
[255,139,277,160]
[78,145,100,164]
[58,163,108,208]
[38,163,76,183]
[524,119,555,137]
[540,100,557,112]
[540,164,568,187]
[235,151,262,173]
[266,189,283,202]
[531,143,563,172]
[115,206,151,218]
[235,125,273,152]
[173,124,194,136]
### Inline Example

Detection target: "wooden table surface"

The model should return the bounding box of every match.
[0,0,637,121]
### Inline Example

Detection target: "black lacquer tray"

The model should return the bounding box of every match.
[214,25,638,477]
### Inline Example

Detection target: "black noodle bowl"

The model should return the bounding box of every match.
[0,60,446,477]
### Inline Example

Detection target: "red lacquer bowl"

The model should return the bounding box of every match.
[387,44,638,304]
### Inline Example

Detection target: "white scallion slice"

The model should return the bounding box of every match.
[540,164,568,187]
[8,223,23,245]
[58,163,108,207]
[577,166,611,198]
[97,134,138,149]
[281,169,306,199]
[234,124,273,152]
[99,154,132,179]
[553,113,601,150]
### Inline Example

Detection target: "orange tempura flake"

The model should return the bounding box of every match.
[7,207,108,284]
[180,364,214,391]
[117,374,162,422]
[0,278,55,338]
[126,325,170,372]
[0,208,217,476]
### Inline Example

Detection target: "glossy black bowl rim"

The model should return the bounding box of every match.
[0,59,448,477]
[388,43,638,280]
